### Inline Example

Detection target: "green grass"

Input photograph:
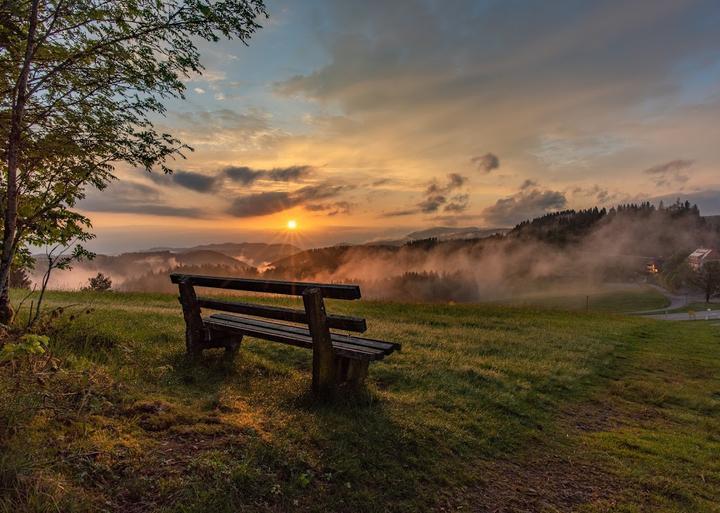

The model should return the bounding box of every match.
[498,286,670,313]
[668,301,720,313]
[0,289,718,512]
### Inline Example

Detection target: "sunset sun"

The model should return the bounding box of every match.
[287,219,298,230]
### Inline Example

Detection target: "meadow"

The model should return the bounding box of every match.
[1,289,718,512]
[495,285,670,313]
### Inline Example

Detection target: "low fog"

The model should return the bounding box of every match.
[28,203,719,302]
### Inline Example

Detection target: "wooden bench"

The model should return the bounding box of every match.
[170,273,400,394]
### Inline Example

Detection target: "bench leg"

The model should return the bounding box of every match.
[205,328,242,360]
[335,357,369,387]
[185,327,204,358]
[224,335,242,359]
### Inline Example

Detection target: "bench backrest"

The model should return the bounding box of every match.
[170,273,367,333]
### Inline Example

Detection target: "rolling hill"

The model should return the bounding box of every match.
[148,242,301,268]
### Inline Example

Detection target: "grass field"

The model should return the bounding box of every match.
[497,285,670,313]
[1,289,718,512]
[668,301,720,313]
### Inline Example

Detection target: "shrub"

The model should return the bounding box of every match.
[83,273,112,292]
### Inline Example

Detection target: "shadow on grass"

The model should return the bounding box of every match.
[137,344,420,513]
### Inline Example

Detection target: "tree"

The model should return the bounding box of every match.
[8,264,31,289]
[0,0,268,322]
[27,240,91,326]
[691,261,720,303]
[83,272,111,291]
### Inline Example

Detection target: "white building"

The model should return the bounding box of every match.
[688,248,720,270]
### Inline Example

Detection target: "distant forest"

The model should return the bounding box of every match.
[511,200,709,247]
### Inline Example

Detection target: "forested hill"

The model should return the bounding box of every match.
[509,200,716,254]
[265,200,716,280]
[257,200,720,301]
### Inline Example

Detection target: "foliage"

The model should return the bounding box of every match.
[25,242,93,326]
[510,199,712,250]
[8,265,31,289]
[0,0,268,320]
[658,251,694,291]
[689,260,720,302]
[0,333,49,362]
[83,272,112,292]
[512,207,607,244]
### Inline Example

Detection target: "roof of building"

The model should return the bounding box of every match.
[688,248,720,260]
[689,248,715,259]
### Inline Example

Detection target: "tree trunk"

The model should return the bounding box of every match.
[0,0,40,323]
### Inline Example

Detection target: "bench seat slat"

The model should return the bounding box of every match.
[209,313,400,355]
[205,316,384,361]
[196,297,367,333]
[170,273,361,300]
[206,315,384,359]
[206,319,381,361]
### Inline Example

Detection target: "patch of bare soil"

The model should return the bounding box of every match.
[444,403,635,513]
[465,452,620,513]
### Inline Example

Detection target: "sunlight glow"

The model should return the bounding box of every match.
[287,219,298,230]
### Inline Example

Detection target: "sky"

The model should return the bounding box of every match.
[77,0,720,253]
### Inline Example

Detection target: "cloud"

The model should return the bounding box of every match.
[381,173,470,217]
[173,109,269,133]
[443,194,469,213]
[193,87,206,94]
[171,171,218,193]
[424,173,467,195]
[483,186,567,226]
[227,184,346,217]
[79,181,206,218]
[265,165,315,182]
[305,201,354,216]
[570,184,621,205]
[533,134,631,168]
[222,166,258,185]
[224,165,314,186]
[417,194,446,213]
[268,0,719,210]
[166,108,279,149]
[383,173,469,216]
[227,191,292,217]
[382,209,418,217]
[520,179,537,190]
[471,153,500,173]
[150,165,315,192]
[644,159,694,187]
[418,173,469,213]
[149,170,220,193]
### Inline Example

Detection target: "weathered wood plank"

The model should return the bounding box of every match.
[196,297,367,332]
[177,279,205,356]
[208,313,395,355]
[334,357,368,386]
[170,273,361,300]
[303,288,336,395]
[205,316,380,360]
[345,359,369,385]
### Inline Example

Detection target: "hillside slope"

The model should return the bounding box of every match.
[149,242,302,267]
